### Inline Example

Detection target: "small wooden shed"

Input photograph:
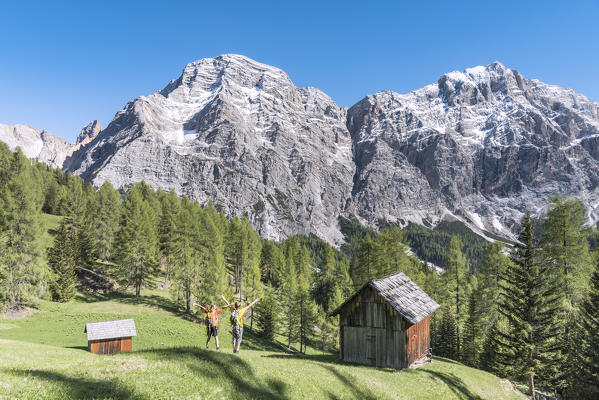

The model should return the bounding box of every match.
[84,318,137,355]
[330,272,439,369]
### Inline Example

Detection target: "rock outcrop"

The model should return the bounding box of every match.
[0,124,73,168]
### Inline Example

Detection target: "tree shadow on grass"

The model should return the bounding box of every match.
[75,291,201,322]
[65,345,88,351]
[318,365,379,400]
[135,346,289,399]
[265,352,399,372]
[420,369,483,400]
[265,352,339,363]
[5,369,148,400]
[232,328,292,353]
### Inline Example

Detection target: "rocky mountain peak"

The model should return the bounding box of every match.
[66,54,354,244]
[76,120,102,144]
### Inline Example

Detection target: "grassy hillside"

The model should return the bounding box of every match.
[0,291,525,399]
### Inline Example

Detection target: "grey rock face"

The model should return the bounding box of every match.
[0,123,74,168]
[77,120,102,145]
[67,55,355,244]
[347,62,599,238]
[6,57,599,242]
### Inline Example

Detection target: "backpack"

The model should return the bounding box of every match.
[206,312,213,327]
[230,309,241,327]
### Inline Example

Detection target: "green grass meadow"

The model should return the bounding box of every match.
[0,290,525,400]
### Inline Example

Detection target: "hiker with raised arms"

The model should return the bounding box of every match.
[192,301,224,351]
[221,295,260,354]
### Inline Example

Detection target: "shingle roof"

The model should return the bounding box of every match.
[329,272,440,324]
[84,318,137,341]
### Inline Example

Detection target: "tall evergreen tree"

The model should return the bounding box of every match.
[90,181,121,262]
[226,217,248,299]
[541,196,593,391]
[170,197,203,312]
[260,240,284,287]
[573,256,599,398]
[435,307,458,359]
[500,213,564,399]
[48,220,77,302]
[196,205,228,305]
[352,234,374,288]
[0,151,45,309]
[479,242,511,330]
[462,276,482,367]
[281,253,299,349]
[314,244,336,311]
[372,227,412,279]
[255,285,279,341]
[114,188,159,297]
[442,236,468,360]
[242,219,263,328]
[480,317,510,376]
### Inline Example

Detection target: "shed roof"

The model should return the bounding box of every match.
[84,318,137,341]
[329,272,440,324]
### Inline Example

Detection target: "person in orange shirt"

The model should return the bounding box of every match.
[192,302,224,351]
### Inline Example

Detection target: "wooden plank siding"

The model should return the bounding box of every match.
[339,286,408,369]
[406,316,430,366]
[88,337,132,355]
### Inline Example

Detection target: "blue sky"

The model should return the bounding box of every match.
[1,0,597,143]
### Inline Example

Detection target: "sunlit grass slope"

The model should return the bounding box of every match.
[0,290,525,399]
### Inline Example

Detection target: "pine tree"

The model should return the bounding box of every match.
[462,276,482,367]
[541,196,593,391]
[435,307,457,359]
[480,317,510,376]
[48,220,77,302]
[260,240,284,287]
[574,257,599,398]
[442,236,468,360]
[500,212,565,399]
[479,242,511,332]
[255,286,279,341]
[314,244,336,312]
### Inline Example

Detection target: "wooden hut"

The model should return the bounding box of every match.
[329,272,439,369]
[84,318,137,355]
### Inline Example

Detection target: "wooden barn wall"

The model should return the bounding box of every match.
[406,316,429,366]
[339,287,407,369]
[88,337,132,354]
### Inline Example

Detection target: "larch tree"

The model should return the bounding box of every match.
[114,188,159,298]
[91,181,122,262]
[0,151,45,309]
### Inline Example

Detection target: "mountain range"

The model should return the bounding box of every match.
[3,54,599,244]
